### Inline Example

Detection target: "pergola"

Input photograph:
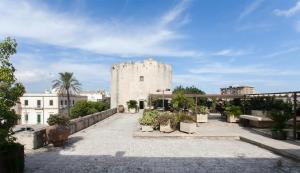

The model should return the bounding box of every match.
[149,91,300,140]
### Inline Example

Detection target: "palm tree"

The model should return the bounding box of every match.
[52,72,81,116]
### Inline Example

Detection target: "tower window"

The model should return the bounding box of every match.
[140,76,144,81]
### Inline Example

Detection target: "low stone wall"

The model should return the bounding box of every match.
[15,108,117,149]
[68,108,117,134]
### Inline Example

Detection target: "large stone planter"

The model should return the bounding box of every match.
[197,114,208,123]
[129,108,137,114]
[141,125,153,132]
[160,121,174,133]
[0,144,24,173]
[227,115,239,123]
[46,124,70,147]
[180,122,196,134]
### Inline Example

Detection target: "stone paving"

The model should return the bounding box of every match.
[25,112,300,173]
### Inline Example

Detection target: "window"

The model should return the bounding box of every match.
[72,100,75,105]
[49,100,53,106]
[37,114,41,124]
[65,100,67,105]
[25,114,28,121]
[139,76,144,81]
[24,100,28,106]
[60,100,63,106]
[37,100,41,107]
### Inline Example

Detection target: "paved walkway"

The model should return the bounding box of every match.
[25,112,300,173]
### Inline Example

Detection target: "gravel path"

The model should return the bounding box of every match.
[25,112,300,173]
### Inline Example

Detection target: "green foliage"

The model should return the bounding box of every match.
[225,105,242,117]
[127,100,138,109]
[0,37,25,146]
[175,113,195,124]
[52,72,81,116]
[268,110,292,131]
[139,111,159,128]
[158,113,177,129]
[196,106,209,114]
[172,91,195,111]
[70,100,109,119]
[173,85,205,94]
[47,114,70,126]
[244,97,292,113]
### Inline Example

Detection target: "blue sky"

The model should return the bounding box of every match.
[1,0,300,93]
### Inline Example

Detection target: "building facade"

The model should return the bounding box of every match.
[17,93,87,125]
[80,90,108,102]
[111,59,172,110]
[220,85,256,95]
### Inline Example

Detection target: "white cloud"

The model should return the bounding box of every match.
[188,62,299,76]
[0,0,198,57]
[12,53,110,91]
[211,49,248,56]
[274,1,300,17]
[262,47,300,58]
[239,0,264,20]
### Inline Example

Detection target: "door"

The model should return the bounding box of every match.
[139,101,144,109]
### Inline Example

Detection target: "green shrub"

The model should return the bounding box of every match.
[224,105,242,117]
[196,106,209,114]
[139,111,159,128]
[127,100,138,109]
[158,113,177,129]
[175,113,195,124]
[47,114,70,126]
[71,100,109,119]
[268,110,291,131]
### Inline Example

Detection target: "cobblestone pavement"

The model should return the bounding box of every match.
[25,112,300,173]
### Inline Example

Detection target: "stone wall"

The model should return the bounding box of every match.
[15,108,117,149]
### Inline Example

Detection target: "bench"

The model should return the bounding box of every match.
[239,115,273,128]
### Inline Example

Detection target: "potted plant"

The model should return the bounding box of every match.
[176,113,197,134]
[0,37,25,173]
[118,105,125,113]
[158,113,175,133]
[225,105,241,123]
[138,111,159,132]
[127,100,138,113]
[196,106,209,123]
[46,114,70,147]
[268,110,291,140]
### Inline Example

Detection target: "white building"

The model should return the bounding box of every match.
[80,91,107,102]
[111,58,172,110]
[17,92,87,125]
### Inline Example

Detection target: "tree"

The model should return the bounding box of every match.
[52,72,81,116]
[70,100,109,119]
[0,37,25,146]
[173,85,205,95]
[172,91,194,112]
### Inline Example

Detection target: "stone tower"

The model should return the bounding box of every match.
[110,58,172,110]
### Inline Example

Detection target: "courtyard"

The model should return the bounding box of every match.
[25,112,300,173]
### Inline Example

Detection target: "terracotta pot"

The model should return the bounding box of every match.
[47,124,70,147]
[0,144,24,173]
[118,105,125,113]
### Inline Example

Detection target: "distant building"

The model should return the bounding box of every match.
[220,85,256,95]
[80,90,108,102]
[16,91,87,125]
[111,58,172,110]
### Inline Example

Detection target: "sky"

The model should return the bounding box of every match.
[1,0,300,94]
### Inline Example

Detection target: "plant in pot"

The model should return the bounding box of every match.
[225,105,241,123]
[158,113,176,133]
[0,37,25,173]
[268,110,291,140]
[176,113,197,134]
[46,114,70,147]
[127,100,138,113]
[118,105,125,113]
[138,111,159,132]
[196,106,209,123]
